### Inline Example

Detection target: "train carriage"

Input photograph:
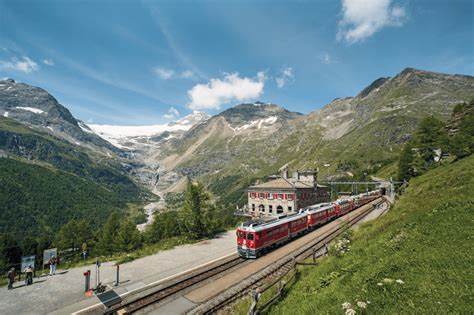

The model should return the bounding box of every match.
[237,212,307,258]
[306,203,337,229]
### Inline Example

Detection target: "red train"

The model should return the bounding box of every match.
[237,190,382,258]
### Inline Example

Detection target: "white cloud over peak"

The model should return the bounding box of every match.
[42,59,54,66]
[0,57,39,73]
[163,106,180,119]
[154,67,175,79]
[275,67,294,88]
[187,72,265,110]
[337,0,406,44]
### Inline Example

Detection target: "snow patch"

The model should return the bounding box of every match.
[233,116,278,133]
[3,111,9,117]
[16,107,46,114]
[46,126,54,132]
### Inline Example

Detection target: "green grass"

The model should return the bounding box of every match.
[231,155,474,314]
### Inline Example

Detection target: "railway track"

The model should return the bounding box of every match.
[88,198,386,315]
[188,197,387,315]
[103,255,247,314]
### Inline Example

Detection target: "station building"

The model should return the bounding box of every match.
[246,169,329,217]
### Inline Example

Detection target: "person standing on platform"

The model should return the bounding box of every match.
[48,255,57,276]
[7,267,16,290]
[24,265,33,285]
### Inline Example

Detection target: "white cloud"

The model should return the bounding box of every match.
[321,52,331,64]
[154,67,175,80]
[337,0,406,44]
[180,70,194,79]
[168,106,179,116]
[275,67,294,88]
[154,67,195,80]
[0,57,39,73]
[42,59,54,66]
[187,72,265,110]
[163,106,180,120]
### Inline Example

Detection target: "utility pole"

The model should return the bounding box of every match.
[364,172,368,195]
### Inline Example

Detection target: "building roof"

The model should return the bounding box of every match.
[249,177,314,190]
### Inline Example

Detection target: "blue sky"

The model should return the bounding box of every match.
[0,0,473,125]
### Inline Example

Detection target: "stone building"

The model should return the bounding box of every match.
[246,169,329,217]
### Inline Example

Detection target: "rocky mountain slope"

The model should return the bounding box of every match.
[0,78,118,154]
[153,68,473,205]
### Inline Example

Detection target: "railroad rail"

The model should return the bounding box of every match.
[102,255,247,314]
[187,197,387,315]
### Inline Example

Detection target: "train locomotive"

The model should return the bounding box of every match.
[236,190,382,259]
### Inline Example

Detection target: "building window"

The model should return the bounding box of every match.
[252,204,255,211]
[288,206,292,212]
[268,193,274,200]
[259,204,265,212]
[277,205,284,214]
[269,205,273,213]
[278,194,283,199]
[288,194,294,201]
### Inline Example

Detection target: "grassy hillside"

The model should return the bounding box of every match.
[257,155,473,314]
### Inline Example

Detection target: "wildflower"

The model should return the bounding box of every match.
[396,279,404,284]
[383,278,393,283]
[377,282,383,286]
[342,302,352,310]
[367,300,371,304]
[345,308,356,315]
[357,301,367,309]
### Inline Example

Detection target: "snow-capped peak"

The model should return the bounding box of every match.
[87,111,210,149]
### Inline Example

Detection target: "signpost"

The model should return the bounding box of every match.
[43,248,57,265]
[21,255,36,272]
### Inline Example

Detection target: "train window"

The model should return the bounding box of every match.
[247,234,254,241]
[267,230,273,237]
[237,231,245,239]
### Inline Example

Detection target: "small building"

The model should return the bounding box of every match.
[246,169,329,217]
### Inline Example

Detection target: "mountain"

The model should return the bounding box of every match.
[153,68,474,205]
[0,80,152,251]
[0,78,118,154]
[151,102,302,196]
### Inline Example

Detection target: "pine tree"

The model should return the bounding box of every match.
[116,220,141,252]
[398,143,414,181]
[178,181,212,239]
[145,211,181,244]
[55,219,92,251]
[96,212,121,255]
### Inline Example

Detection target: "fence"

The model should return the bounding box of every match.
[247,247,326,315]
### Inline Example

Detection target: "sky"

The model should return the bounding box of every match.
[0,0,473,125]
